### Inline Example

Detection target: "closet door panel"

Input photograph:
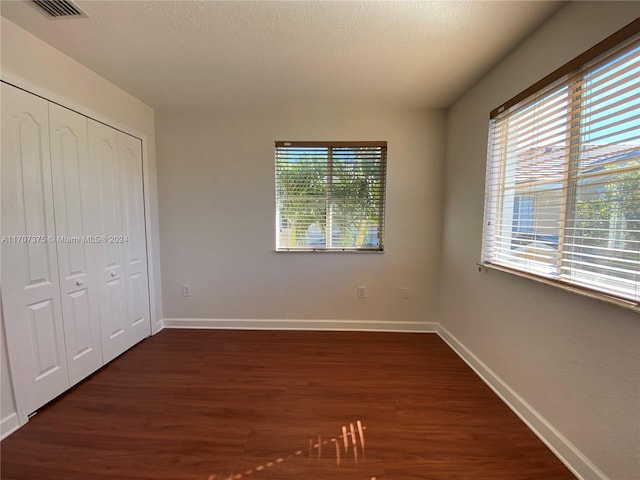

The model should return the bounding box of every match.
[119,134,150,343]
[89,120,150,362]
[1,84,70,414]
[89,120,127,362]
[49,103,103,384]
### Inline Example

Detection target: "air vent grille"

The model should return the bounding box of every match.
[32,0,86,18]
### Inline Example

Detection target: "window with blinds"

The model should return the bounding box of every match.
[275,141,387,251]
[482,21,639,304]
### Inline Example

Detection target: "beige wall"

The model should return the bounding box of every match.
[0,17,162,430]
[157,108,444,323]
[439,3,640,479]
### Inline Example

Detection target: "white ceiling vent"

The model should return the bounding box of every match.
[31,0,87,19]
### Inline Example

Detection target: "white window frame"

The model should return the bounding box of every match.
[481,20,640,310]
[275,141,387,252]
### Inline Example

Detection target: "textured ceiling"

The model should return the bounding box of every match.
[1,1,562,110]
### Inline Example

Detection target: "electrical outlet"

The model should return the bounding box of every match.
[182,284,192,297]
[357,286,366,299]
[402,287,410,299]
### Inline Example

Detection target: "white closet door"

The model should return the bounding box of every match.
[89,120,127,363]
[1,84,70,414]
[49,103,103,384]
[89,120,149,362]
[119,133,151,346]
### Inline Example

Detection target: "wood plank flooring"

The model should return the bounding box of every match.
[0,329,575,480]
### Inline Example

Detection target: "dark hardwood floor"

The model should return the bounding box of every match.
[1,329,575,480]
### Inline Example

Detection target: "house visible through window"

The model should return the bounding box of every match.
[482,21,639,304]
[275,141,387,251]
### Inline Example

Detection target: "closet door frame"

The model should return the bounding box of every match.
[0,74,162,426]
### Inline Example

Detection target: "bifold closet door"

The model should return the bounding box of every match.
[1,83,152,418]
[1,83,70,414]
[49,103,103,385]
[89,120,150,363]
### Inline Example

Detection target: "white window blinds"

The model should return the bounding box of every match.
[275,141,387,251]
[483,23,640,304]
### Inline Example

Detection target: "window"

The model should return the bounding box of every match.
[482,21,640,305]
[275,141,387,251]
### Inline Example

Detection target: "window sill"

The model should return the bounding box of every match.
[478,262,639,314]
[274,249,384,254]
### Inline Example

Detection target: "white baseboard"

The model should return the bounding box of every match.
[162,318,437,333]
[1,413,21,440]
[436,324,607,480]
